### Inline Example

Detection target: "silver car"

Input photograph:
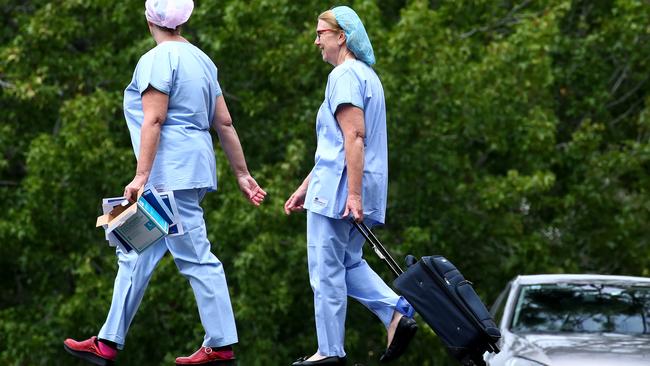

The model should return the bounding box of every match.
[484,274,650,366]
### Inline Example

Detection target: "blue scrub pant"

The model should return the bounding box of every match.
[307,211,412,358]
[98,188,238,349]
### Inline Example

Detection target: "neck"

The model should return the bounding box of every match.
[334,47,356,66]
[151,28,187,45]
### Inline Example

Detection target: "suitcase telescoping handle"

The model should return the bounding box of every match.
[350,219,404,277]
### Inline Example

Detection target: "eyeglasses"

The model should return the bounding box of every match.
[316,29,338,41]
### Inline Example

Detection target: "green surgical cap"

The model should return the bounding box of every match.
[332,6,376,66]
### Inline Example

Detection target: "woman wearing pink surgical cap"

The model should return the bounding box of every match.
[63,1,266,365]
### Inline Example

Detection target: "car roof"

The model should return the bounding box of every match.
[513,274,650,285]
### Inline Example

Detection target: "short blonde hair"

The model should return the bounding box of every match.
[318,10,342,31]
[153,23,182,35]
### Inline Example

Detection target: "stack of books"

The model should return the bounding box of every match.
[96,187,183,253]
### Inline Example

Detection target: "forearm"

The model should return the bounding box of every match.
[300,172,312,190]
[136,118,162,179]
[344,135,364,198]
[215,123,250,177]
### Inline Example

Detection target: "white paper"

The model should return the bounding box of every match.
[159,191,184,237]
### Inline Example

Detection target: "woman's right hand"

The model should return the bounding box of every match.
[284,186,307,215]
[123,173,149,203]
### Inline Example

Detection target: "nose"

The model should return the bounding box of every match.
[314,36,320,45]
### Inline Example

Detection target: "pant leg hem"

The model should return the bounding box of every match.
[97,333,125,350]
[202,337,239,348]
[318,348,346,358]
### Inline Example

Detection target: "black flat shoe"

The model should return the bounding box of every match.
[379,316,418,363]
[291,355,347,366]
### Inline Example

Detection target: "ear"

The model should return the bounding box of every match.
[337,32,346,46]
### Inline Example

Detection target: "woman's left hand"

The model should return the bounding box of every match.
[123,174,149,203]
[344,194,363,222]
[237,174,267,206]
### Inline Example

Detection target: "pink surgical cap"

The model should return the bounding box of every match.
[145,0,194,29]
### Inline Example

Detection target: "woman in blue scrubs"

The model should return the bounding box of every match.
[284,6,417,366]
[63,1,266,365]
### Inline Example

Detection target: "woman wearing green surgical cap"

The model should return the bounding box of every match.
[63,1,266,365]
[284,6,417,366]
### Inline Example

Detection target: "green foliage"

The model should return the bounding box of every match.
[1,0,649,365]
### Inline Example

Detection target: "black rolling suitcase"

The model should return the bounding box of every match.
[352,220,501,366]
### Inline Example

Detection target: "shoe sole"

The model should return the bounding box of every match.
[63,344,114,366]
[291,357,346,366]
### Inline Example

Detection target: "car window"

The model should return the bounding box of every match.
[511,283,650,335]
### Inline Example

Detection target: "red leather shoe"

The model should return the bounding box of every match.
[63,336,116,366]
[175,346,235,365]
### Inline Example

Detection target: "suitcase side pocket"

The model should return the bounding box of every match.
[456,281,502,342]
[424,256,502,347]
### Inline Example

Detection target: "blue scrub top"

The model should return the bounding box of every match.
[305,59,388,224]
[123,41,220,192]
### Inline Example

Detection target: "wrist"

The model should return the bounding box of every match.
[348,192,362,200]
[135,171,150,180]
[235,169,251,179]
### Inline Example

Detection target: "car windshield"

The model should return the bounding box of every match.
[511,283,650,335]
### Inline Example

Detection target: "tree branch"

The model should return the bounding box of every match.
[606,76,648,109]
[459,0,534,39]
[610,98,644,126]
[609,63,629,95]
